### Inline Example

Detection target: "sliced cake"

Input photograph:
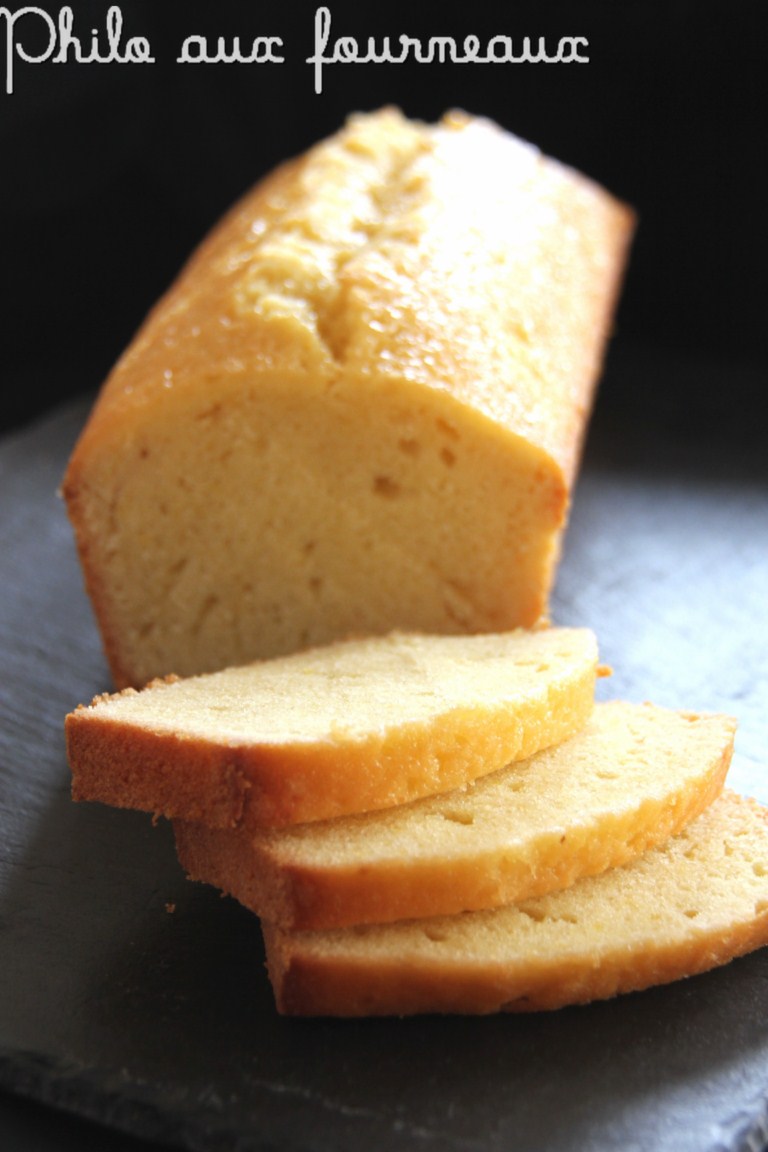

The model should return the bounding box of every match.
[66,627,598,829]
[174,702,735,929]
[264,790,768,1016]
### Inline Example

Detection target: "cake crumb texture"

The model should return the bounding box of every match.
[62,108,634,688]
[264,791,768,1016]
[174,701,735,930]
[66,627,598,829]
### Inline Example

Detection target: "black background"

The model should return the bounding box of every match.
[1,0,766,437]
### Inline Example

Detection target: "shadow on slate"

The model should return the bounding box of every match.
[1,363,767,1152]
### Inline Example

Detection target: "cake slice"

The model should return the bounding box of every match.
[66,627,598,830]
[62,107,633,689]
[174,702,735,929]
[263,790,768,1016]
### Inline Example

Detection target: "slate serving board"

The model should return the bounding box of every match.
[1,379,767,1152]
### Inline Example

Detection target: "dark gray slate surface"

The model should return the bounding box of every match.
[1,384,767,1152]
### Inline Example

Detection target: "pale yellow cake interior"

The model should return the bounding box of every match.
[257,703,734,864]
[81,628,596,747]
[264,791,768,1014]
[294,791,768,961]
[64,108,633,687]
[173,701,735,929]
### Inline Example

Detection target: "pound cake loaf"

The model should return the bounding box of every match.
[66,627,598,830]
[62,107,634,689]
[174,702,735,930]
[263,790,768,1016]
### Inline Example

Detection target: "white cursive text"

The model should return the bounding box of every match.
[1,4,153,94]
[177,33,284,65]
[306,6,589,94]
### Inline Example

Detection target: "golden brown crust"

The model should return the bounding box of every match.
[262,791,768,1016]
[62,108,634,689]
[67,716,254,828]
[269,913,768,1017]
[173,704,735,929]
[67,672,595,828]
[66,628,598,829]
